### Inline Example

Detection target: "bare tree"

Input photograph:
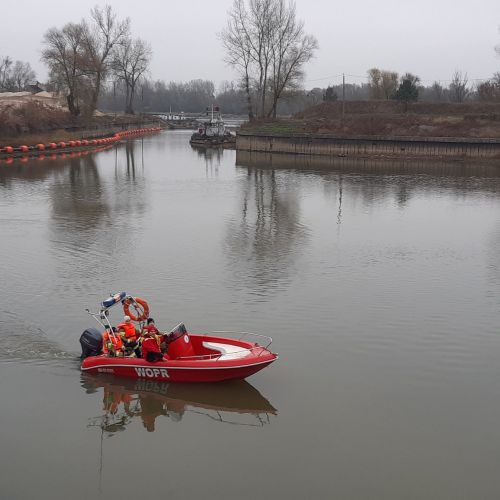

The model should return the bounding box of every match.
[267,0,318,117]
[449,71,469,102]
[83,5,130,113]
[42,23,88,115]
[381,71,399,99]
[367,68,383,99]
[431,81,444,102]
[0,56,12,90]
[8,61,36,91]
[112,37,151,114]
[220,0,255,120]
[253,0,281,117]
[368,68,398,99]
[220,0,317,119]
[477,73,500,102]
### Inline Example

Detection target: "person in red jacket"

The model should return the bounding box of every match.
[141,322,164,362]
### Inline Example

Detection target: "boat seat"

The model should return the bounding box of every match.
[202,342,251,361]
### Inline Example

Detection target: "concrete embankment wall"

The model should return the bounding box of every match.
[237,132,500,160]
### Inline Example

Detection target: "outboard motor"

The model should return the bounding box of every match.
[80,328,103,359]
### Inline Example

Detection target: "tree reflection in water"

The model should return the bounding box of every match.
[236,150,500,208]
[191,144,224,177]
[225,165,309,297]
[48,143,147,293]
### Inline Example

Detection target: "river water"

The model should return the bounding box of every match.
[1,131,500,500]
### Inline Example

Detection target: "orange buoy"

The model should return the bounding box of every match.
[75,140,82,147]
[4,146,14,154]
[48,143,57,149]
[58,142,66,148]
[68,141,76,147]
[81,140,88,146]
[36,144,45,151]
[20,145,29,152]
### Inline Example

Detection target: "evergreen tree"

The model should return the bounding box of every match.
[323,86,338,102]
[393,73,420,103]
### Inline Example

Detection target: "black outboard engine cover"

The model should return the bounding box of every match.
[80,328,103,359]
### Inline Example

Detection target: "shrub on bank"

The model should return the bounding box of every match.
[0,101,74,137]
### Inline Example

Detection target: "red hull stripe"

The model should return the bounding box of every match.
[81,357,277,372]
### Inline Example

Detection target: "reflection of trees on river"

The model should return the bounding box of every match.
[52,154,108,227]
[121,141,141,180]
[49,144,147,290]
[191,145,223,176]
[236,151,500,208]
[225,167,308,296]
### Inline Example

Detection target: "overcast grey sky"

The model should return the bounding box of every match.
[2,0,500,89]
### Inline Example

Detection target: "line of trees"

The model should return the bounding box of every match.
[363,68,475,104]
[98,71,500,117]
[41,5,151,116]
[98,77,323,115]
[0,56,36,92]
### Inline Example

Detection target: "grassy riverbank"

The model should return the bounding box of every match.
[241,101,500,139]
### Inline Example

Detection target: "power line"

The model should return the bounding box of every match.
[306,72,495,86]
[305,74,343,83]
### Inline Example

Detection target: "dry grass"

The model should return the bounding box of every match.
[263,100,500,139]
[0,101,75,139]
[0,101,160,147]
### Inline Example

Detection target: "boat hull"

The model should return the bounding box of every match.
[81,335,277,383]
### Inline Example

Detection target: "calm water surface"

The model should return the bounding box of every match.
[1,131,500,499]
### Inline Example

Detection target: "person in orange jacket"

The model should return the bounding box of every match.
[117,316,140,357]
[102,327,123,356]
[117,316,138,341]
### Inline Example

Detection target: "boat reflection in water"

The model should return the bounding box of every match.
[82,373,277,433]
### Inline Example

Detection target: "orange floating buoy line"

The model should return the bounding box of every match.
[0,126,162,163]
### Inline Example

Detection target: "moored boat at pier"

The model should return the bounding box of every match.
[189,105,236,147]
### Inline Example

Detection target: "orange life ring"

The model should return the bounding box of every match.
[123,297,149,322]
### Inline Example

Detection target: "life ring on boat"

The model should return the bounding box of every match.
[123,297,150,322]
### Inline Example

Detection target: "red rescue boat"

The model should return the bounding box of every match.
[80,292,278,383]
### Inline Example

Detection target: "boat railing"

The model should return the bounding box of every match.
[211,331,273,351]
[175,331,274,361]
